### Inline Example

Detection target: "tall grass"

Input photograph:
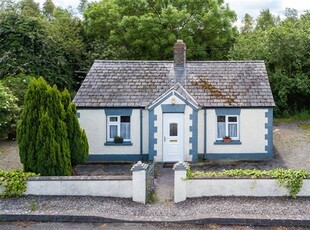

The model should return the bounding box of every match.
[274,110,310,123]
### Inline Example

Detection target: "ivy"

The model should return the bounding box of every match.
[0,169,37,198]
[186,168,309,198]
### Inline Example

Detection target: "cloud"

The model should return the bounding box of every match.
[225,0,282,20]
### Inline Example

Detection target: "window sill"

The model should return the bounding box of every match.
[104,141,133,146]
[214,140,242,145]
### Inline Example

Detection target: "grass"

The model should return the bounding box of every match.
[300,123,310,131]
[274,110,310,124]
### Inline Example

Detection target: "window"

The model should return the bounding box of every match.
[107,116,131,141]
[217,115,239,140]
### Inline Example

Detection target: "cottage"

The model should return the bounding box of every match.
[73,40,275,162]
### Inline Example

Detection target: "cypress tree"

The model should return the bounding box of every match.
[17,77,71,175]
[62,89,89,165]
[17,77,50,172]
[36,111,59,175]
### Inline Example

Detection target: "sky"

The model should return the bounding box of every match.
[34,0,310,22]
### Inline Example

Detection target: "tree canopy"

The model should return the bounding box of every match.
[229,10,310,115]
[83,0,238,60]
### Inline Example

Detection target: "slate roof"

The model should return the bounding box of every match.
[73,60,275,108]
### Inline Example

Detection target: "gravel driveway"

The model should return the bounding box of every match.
[0,121,309,172]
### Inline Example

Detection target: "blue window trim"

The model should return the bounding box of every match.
[104,108,132,116]
[214,140,242,145]
[104,141,133,146]
[215,108,240,115]
[161,104,185,113]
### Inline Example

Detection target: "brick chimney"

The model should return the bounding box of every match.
[174,40,186,85]
[174,40,186,67]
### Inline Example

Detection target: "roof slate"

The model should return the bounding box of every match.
[73,60,275,108]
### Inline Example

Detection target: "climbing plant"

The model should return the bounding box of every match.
[186,167,309,198]
[0,169,36,198]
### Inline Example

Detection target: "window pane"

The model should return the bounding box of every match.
[109,125,118,138]
[170,123,178,136]
[121,123,130,139]
[228,116,237,122]
[228,124,237,137]
[121,116,130,122]
[109,117,118,122]
[217,122,225,138]
[217,116,225,122]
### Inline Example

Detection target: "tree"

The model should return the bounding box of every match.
[240,13,254,34]
[17,77,71,175]
[0,82,19,138]
[1,74,33,107]
[229,11,310,115]
[43,0,56,19]
[0,1,87,90]
[18,0,40,17]
[62,89,89,166]
[83,0,237,60]
[256,9,279,30]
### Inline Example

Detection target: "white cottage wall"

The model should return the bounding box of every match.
[206,109,268,154]
[77,109,141,156]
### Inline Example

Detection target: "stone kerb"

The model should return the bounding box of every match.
[131,161,148,204]
[173,161,188,203]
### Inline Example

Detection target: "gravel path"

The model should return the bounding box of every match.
[0,140,22,171]
[1,196,310,222]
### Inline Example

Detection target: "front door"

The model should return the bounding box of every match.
[163,114,184,162]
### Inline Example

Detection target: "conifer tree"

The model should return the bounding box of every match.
[62,89,89,165]
[17,77,71,175]
[17,77,50,173]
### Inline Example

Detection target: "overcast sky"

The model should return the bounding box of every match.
[34,0,310,21]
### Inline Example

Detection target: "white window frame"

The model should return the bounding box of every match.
[107,115,131,142]
[216,115,239,140]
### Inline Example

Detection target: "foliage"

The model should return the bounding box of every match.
[114,136,124,143]
[0,0,87,90]
[83,0,237,60]
[17,77,71,176]
[186,168,310,198]
[1,74,33,107]
[0,169,36,198]
[274,110,310,123]
[0,82,20,138]
[229,9,310,116]
[299,123,310,131]
[62,89,89,165]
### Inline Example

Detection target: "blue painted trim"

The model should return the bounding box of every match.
[189,110,198,161]
[149,90,198,111]
[206,153,272,160]
[104,141,132,146]
[104,108,132,116]
[161,104,185,113]
[87,154,149,162]
[148,110,157,161]
[265,108,273,158]
[215,108,240,115]
[148,92,173,110]
[173,93,199,111]
[214,140,242,145]
[140,109,143,161]
[203,109,207,160]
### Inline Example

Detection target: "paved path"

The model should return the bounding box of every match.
[156,164,174,203]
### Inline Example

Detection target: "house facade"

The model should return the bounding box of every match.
[73,40,275,162]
